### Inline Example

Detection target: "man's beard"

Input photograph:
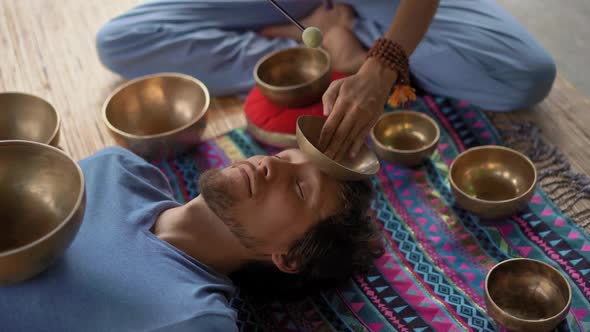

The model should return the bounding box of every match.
[198,168,259,249]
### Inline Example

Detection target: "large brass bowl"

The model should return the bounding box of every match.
[0,140,85,285]
[371,111,440,167]
[0,92,60,146]
[103,73,210,159]
[449,146,536,219]
[296,115,380,181]
[485,258,571,332]
[254,47,331,108]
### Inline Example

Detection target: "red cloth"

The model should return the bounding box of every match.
[244,71,347,135]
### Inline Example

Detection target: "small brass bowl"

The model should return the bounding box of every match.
[485,258,572,332]
[296,115,380,181]
[449,146,536,219]
[371,111,440,167]
[0,92,60,146]
[0,140,85,285]
[254,47,331,108]
[103,73,210,159]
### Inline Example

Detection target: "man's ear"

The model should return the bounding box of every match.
[271,253,299,274]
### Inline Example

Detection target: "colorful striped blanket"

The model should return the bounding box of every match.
[151,95,590,332]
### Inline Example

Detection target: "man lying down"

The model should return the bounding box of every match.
[0,147,383,331]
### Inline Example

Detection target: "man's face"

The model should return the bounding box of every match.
[199,149,342,253]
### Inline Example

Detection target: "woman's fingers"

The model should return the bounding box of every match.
[322,79,344,117]
[322,98,358,159]
[332,110,366,161]
[318,96,346,153]
[318,72,389,161]
[349,120,375,159]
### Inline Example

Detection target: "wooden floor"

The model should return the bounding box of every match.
[0,0,246,158]
[493,76,590,178]
[2,0,590,216]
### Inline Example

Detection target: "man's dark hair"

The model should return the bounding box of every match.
[230,179,384,301]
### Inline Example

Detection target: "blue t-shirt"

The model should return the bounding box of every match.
[0,147,237,332]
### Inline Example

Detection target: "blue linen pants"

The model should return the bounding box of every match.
[96,0,556,110]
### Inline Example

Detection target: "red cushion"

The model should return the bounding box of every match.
[244,71,347,135]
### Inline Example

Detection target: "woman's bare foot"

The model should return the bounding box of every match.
[323,26,367,75]
[259,3,355,41]
[259,4,366,74]
[301,3,355,33]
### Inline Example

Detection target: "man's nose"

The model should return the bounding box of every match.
[257,156,284,180]
[257,156,272,179]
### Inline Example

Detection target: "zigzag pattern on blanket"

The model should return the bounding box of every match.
[151,95,590,332]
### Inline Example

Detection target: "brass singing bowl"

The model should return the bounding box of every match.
[296,115,380,181]
[254,47,331,108]
[449,146,536,219]
[371,111,440,167]
[0,141,85,285]
[103,73,210,159]
[485,258,571,332]
[0,92,60,146]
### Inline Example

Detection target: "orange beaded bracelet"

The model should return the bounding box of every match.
[367,38,416,107]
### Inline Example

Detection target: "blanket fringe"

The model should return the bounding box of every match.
[488,114,590,233]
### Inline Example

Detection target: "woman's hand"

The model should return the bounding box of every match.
[318,58,397,161]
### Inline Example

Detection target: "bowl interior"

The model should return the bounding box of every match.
[257,48,329,88]
[297,116,379,179]
[0,142,83,253]
[487,259,570,321]
[0,93,59,144]
[451,147,535,201]
[373,111,438,152]
[105,75,208,137]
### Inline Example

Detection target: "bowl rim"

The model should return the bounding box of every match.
[370,110,441,155]
[296,115,379,179]
[448,145,538,204]
[0,140,85,257]
[0,92,61,145]
[484,257,572,323]
[101,72,210,140]
[253,47,332,92]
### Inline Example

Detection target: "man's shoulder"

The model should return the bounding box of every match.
[81,146,145,165]
[79,146,174,197]
[80,146,161,179]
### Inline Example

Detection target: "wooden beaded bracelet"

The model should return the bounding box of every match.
[367,38,416,107]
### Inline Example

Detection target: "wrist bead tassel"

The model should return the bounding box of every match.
[367,38,417,107]
[389,85,416,107]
